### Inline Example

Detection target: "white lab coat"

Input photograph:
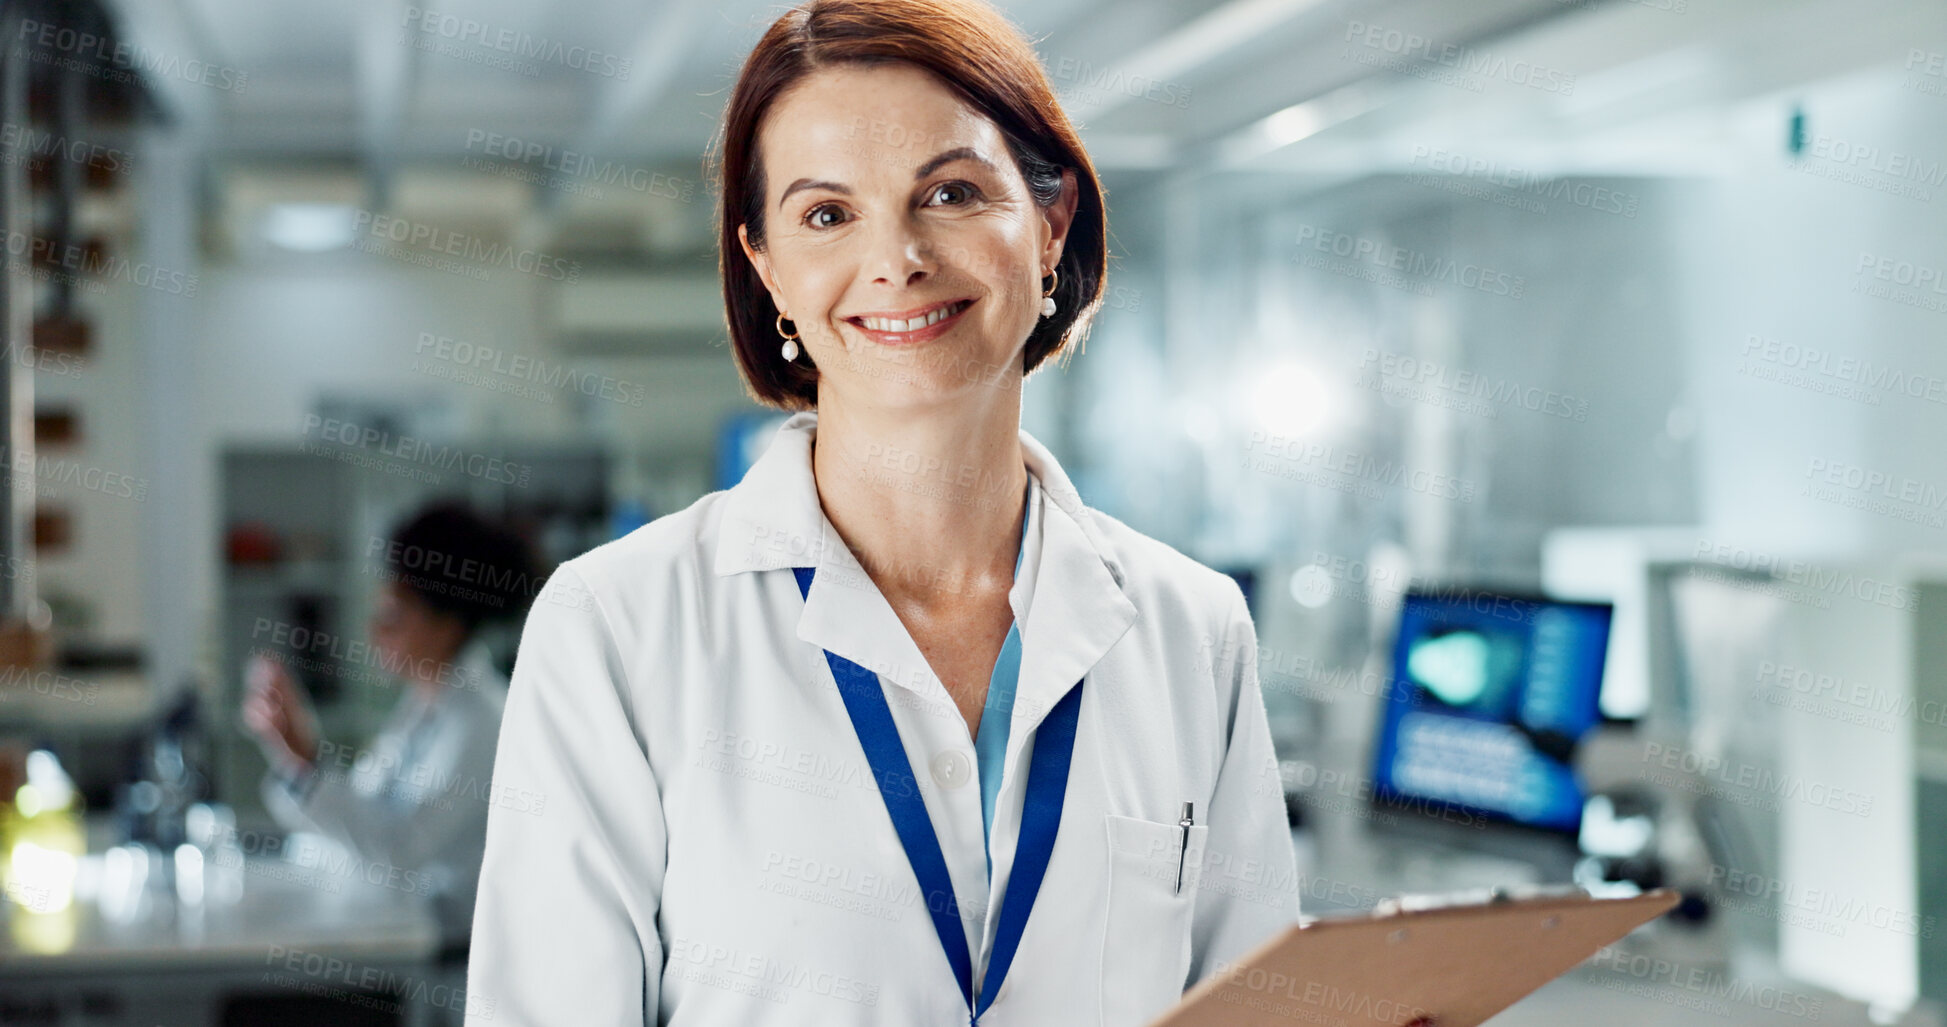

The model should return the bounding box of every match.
[466,411,1298,1026]
[263,638,508,948]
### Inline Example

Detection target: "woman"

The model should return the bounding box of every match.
[244,500,536,952]
[466,1,1298,1023]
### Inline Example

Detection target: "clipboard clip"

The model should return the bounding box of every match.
[1373,883,1590,918]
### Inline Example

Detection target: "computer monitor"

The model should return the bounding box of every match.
[1370,589,1614,836]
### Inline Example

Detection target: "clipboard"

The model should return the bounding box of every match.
[1147,886,1681,1027]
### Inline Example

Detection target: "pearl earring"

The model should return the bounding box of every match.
[776,311,800,362]
[1040,268,1059,318]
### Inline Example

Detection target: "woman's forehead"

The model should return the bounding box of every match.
[763,65,1004,180]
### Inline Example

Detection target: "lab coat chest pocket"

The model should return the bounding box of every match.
[1099,813,1207,1027]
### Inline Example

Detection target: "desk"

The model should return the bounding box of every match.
[1,849,446,1027]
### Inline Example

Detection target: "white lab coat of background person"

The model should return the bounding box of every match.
[467,411,1300,1026]
[262,637,509,948]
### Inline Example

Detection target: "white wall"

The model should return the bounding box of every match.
[135,228,754,697]
[1665,67,1947,1007]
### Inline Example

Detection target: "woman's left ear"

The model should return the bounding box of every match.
[738,224,787,313]
[1042,168,1080,270]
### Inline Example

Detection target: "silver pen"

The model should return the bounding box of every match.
[1173,801,1194,894]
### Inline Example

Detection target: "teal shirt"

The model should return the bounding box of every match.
[975,481,1032,877]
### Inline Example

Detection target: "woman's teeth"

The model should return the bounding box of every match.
[859,300,969,333]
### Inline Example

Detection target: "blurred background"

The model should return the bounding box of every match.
[0,0,1943,1023]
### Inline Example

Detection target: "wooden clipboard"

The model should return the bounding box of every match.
[1148,887,1681,1027]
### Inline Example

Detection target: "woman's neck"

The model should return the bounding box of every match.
[810,397,1029,603]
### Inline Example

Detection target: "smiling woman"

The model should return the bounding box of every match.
[462,1,1299,1024]
[713,0,1106,411]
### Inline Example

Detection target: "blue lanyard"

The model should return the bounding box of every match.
[792,566,1082,1025]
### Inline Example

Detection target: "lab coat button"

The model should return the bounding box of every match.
[930,749,973,788]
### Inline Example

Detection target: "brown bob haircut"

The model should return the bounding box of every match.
[710,0,1108,411]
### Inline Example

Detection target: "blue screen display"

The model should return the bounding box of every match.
[1370,591,1613,833]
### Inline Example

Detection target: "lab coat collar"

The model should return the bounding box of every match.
[714,411,1138,726]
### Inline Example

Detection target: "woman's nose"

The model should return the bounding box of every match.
[862,220,937,286]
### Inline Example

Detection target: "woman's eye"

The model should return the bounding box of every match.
[927,182,979,206]
[803,203,848,229]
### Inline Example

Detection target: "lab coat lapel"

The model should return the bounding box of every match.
[976,426,1137,976]
[1009,491,1136,730]
[1010,426,1138,732]
[714,412,948,701]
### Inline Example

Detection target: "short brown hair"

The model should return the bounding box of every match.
[709,0,1108,411]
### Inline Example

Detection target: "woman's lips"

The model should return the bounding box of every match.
[844,298,974,345]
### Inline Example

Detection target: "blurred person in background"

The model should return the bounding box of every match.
[241,499,539,953]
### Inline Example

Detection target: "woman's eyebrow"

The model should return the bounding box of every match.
[776,147,996,210]
[912,146,994,179]
[779,178,848,209]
